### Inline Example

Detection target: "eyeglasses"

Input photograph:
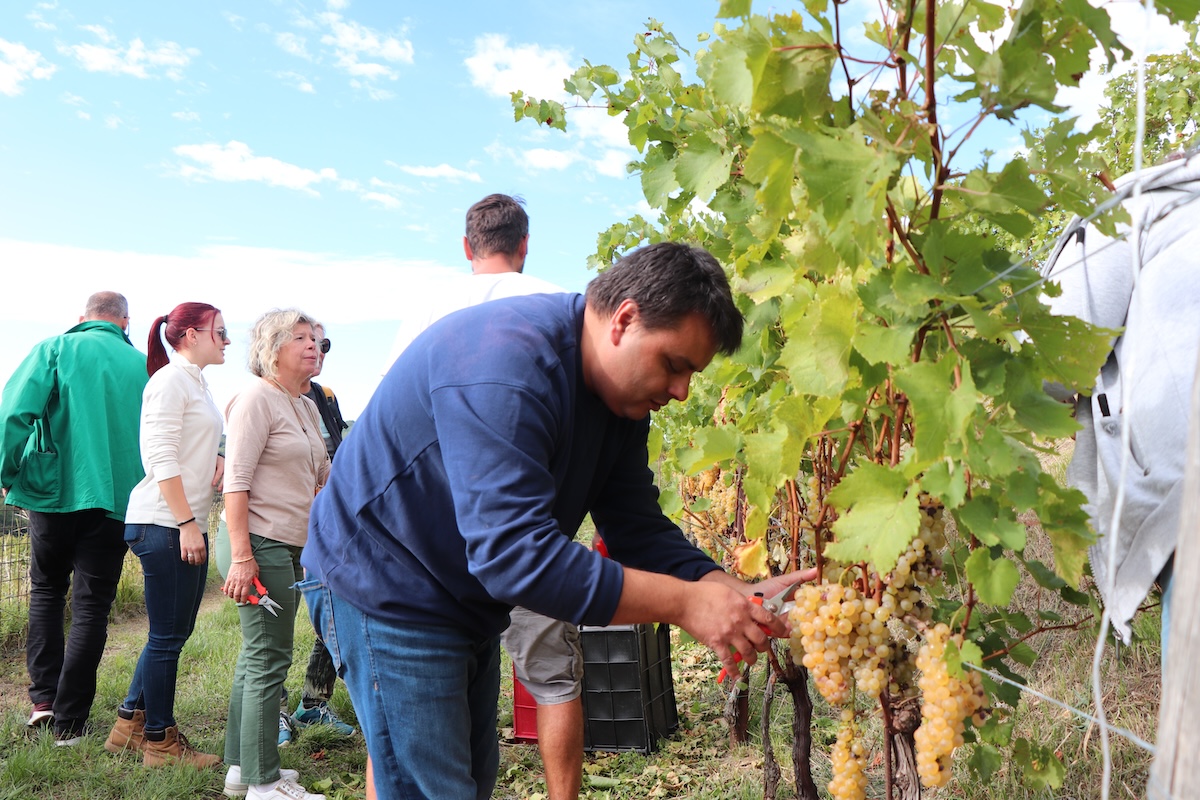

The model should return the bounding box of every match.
[195,328,231,342]
[319,338,331,354]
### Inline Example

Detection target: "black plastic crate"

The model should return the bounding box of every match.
[579,623,677,753]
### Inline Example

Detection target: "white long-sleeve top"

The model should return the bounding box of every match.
[125,360,224,528]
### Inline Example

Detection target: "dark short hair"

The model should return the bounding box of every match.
[465,194,528,258]
[586,242,743,355]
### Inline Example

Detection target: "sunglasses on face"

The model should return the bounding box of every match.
[195,328,230,342]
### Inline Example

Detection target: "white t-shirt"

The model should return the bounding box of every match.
[384,271,567,372]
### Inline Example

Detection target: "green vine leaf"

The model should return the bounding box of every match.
[675,134,735,201]
[678,427,741,475]
[1013,738,1067,791]
[826,463,920,573]
[778,283,857,396]
[965,548,1021,606]
[894,356,978,468]
[955,494,1027,551]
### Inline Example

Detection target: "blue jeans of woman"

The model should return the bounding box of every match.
[298,577,500,800]
[121,523,209,731]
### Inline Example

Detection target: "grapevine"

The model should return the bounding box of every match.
[508,1,1191,795]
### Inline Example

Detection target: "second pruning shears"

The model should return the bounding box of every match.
[717,581,803,684]
[244,576,283,617]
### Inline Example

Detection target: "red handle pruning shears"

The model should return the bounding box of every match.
[717,581,802,684]
[243,576,283,617]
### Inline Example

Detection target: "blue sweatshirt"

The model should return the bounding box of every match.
[302,292,721,639]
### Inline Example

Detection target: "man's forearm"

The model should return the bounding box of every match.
[607,568,692,626]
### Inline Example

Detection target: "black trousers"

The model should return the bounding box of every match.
[26,509,127,736]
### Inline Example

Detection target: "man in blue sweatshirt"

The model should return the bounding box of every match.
[300,242,810,800]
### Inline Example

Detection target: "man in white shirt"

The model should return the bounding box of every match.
[384,194,582,800]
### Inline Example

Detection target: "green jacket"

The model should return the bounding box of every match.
[0,320,148,520]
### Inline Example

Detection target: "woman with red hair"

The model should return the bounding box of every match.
[104,301,228,768]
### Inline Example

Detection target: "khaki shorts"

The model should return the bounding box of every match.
[501,606,584,705]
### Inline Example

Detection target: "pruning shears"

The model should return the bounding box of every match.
[243,576,283,617]
[717,581,803,684]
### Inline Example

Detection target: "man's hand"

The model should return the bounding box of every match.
[612,567,818,680]
[675,580,782,676]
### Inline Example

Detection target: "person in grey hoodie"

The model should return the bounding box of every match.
[1042,148,1200,654]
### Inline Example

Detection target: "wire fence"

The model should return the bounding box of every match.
[0,496,224,649]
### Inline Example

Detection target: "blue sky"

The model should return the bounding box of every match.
[0,1,1188,418]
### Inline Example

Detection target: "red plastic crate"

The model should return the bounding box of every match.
[513,667,539,743]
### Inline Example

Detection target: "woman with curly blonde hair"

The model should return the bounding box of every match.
[217,309,330,800]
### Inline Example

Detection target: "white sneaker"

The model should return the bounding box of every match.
[224,766,301,798]
[246,778,326,800]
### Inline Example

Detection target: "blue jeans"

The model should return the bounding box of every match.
[121,523,209,731]
[26,509,127,737]
[299,578,500,800]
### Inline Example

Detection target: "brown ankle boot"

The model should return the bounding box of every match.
[104,708,146,754]
[142,726,222,769]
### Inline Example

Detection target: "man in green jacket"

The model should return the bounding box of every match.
[0,291,148,745]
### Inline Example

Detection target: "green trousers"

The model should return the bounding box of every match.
[216,528,302,785]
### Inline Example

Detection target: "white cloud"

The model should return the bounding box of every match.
[397,163,482,182]
[315,11,413,91]
[172,110,200,121]
[59,26,197,80]
[223,12,245,32]
[593,149,632,178]
[276,32,311,60]
[60,90,86,106]
[463,34,640,181]
[172,141,339,196]
[569,109,631,151]
[0,239,458,324]
[326,0,350,9]
[76,109,90,120]
[361,191,401,209]
[0,39,57,96]
[104,114,124,129]
[275,70,315,93]
[368,176,415,194]
[465,34,571,100]
[521,148,578,171]
[350,78,393,100]
[26,3,57,32]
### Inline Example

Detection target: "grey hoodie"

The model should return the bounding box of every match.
[1042,151,1200,642]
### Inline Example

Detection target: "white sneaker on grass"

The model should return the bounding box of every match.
[224,765,301,798]
[246,778,325,800]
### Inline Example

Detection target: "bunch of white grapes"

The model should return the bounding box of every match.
[828,709,868,800]
[913,623,987,788]
[787,494,988,795]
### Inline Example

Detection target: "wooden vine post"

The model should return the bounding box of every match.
[1148,349,1200,799]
